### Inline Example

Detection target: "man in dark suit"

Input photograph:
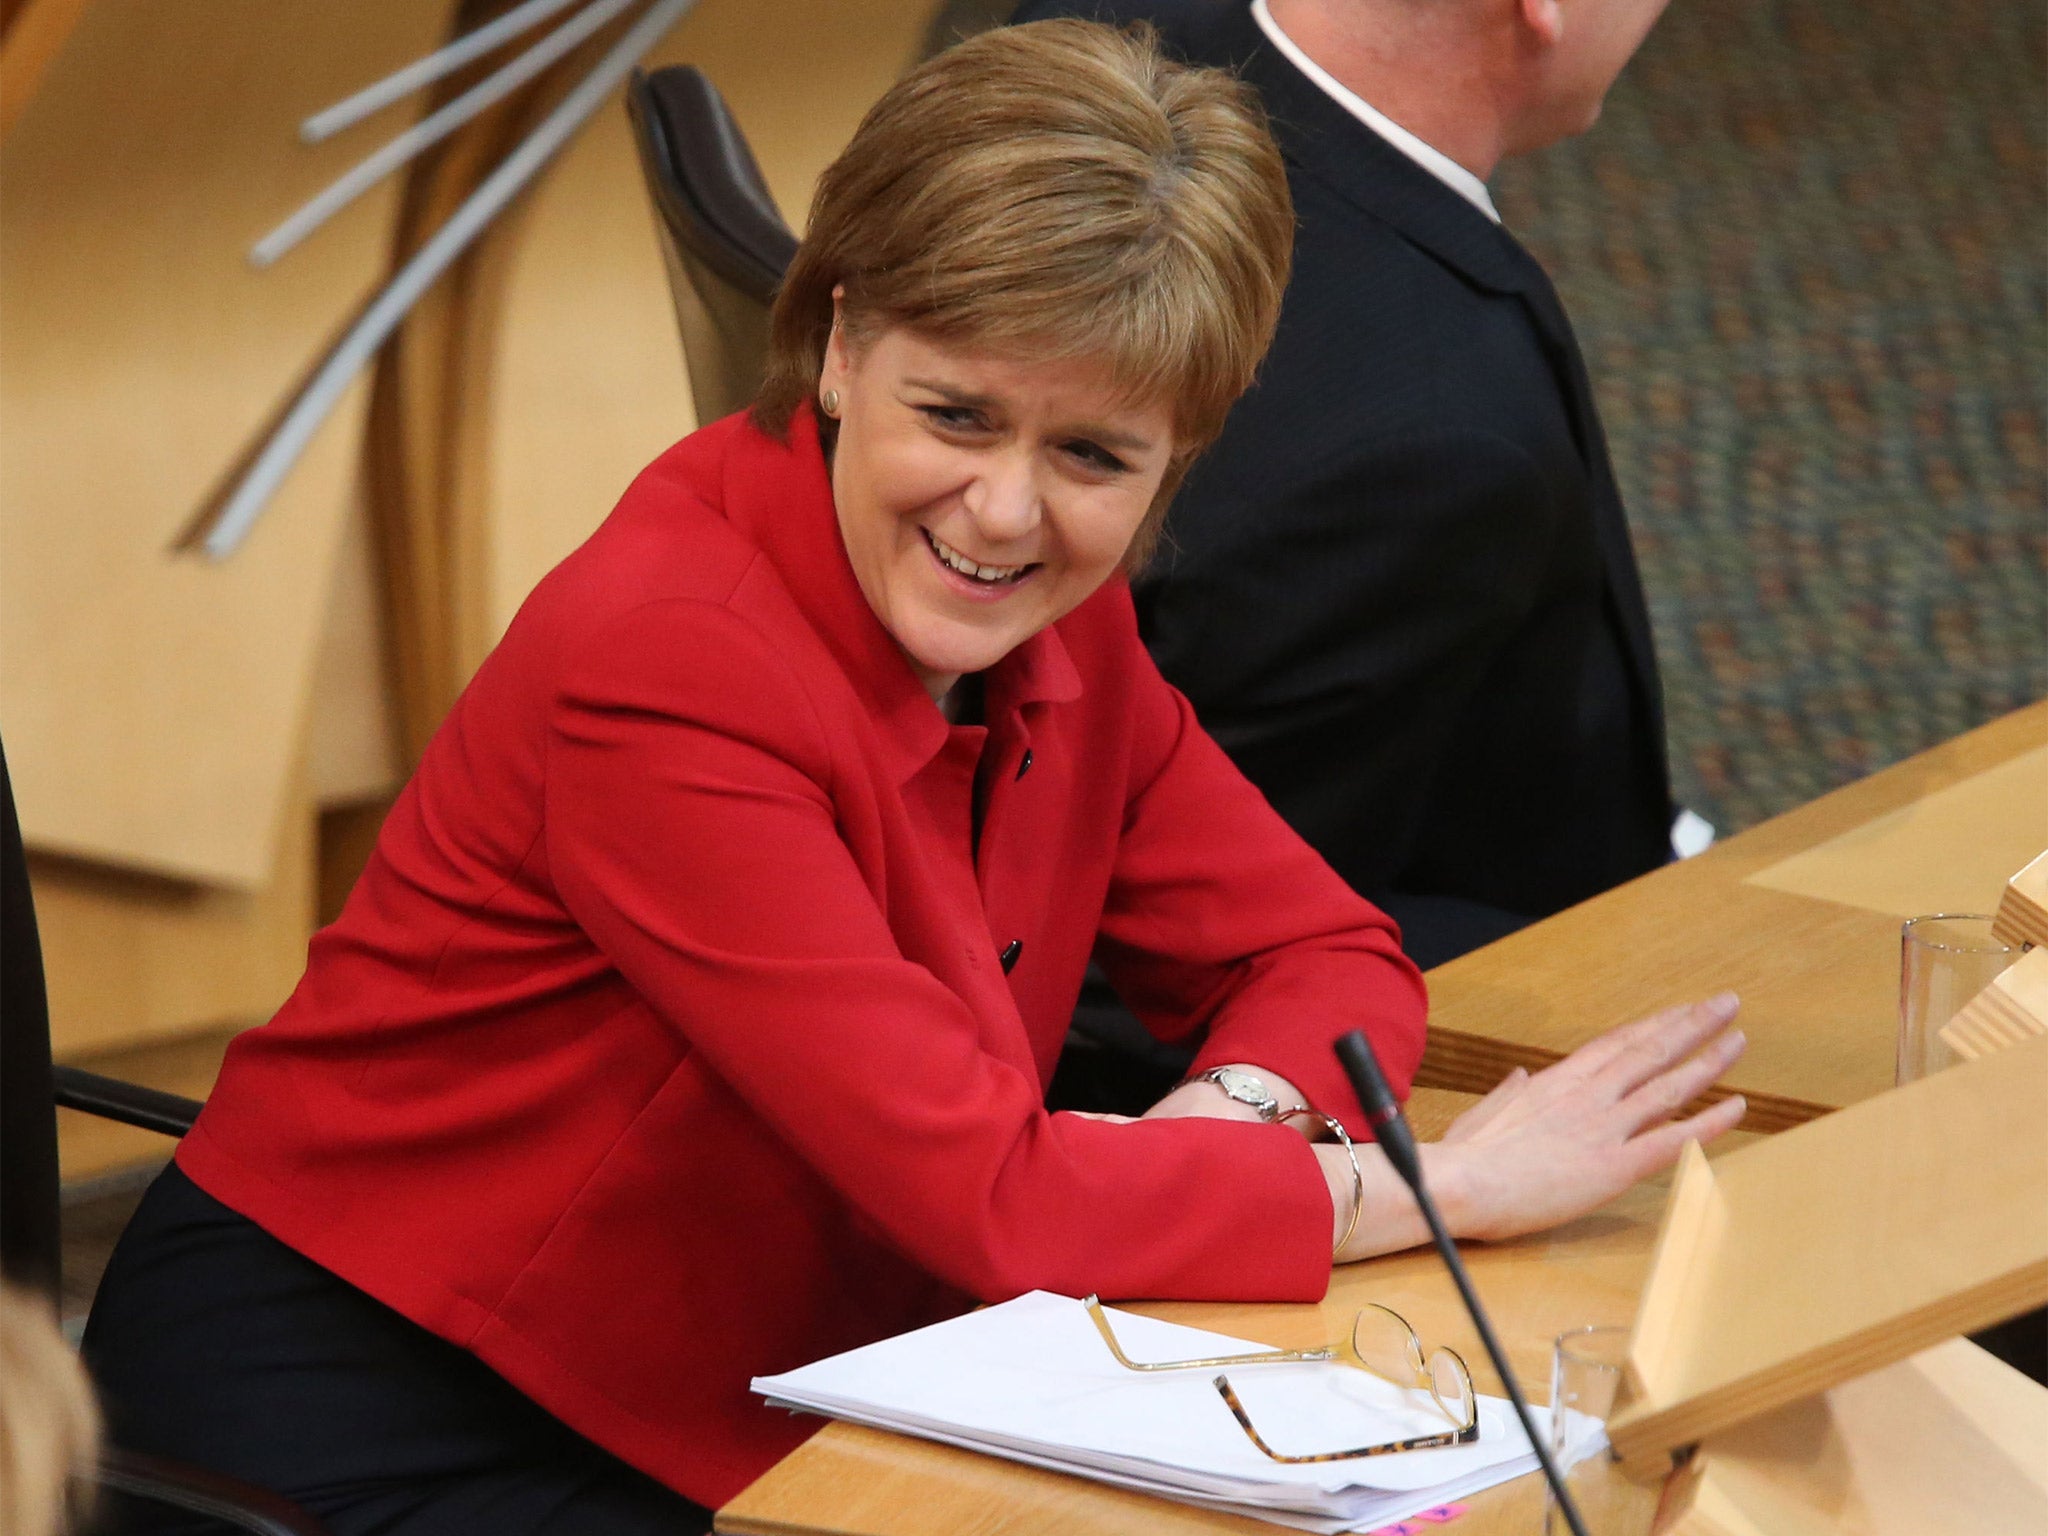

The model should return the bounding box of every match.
[1019,0,1683,974]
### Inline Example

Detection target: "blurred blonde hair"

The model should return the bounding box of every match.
[755,18,1293,571]
[0,1283,99,1536]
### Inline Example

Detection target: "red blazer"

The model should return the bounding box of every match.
[179,407,1427,1507]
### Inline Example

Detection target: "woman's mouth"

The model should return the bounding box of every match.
[922,528,1037,587]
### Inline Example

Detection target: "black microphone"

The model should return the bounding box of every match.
[1336,1031,1591,1536]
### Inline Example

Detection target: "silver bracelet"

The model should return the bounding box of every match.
[1317,1112,1364,1260]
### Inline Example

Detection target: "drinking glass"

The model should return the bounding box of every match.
[1899,914,2016,1085]
[1545,1326,1630,1536]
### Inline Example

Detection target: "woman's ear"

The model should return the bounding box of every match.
[821,284,853,394]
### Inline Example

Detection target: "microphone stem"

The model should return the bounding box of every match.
[1333,1029,1592,1536]
[1405,1174,1592,1536]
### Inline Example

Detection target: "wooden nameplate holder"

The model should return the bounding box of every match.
[1991,849,2048,949]
[1941,946,2048,1062]
[1941,848,2048,1062]
[1606,1031,2048,1489]
[1650,1337,2048,1534]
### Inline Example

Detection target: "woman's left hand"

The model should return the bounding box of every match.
[1422,991,1748,1243]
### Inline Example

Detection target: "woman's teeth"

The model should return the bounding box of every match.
[924,529,1031,585]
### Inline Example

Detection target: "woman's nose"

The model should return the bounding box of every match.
[963,453,1042,542]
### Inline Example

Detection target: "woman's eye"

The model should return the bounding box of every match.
[919,404,986,433]
[1063,440,1130,475]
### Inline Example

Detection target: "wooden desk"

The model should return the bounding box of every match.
[1422,702,2047,1131]
[720,1089,1737,1536]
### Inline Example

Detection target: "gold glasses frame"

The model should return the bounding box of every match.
[1082,1295,1480,1464]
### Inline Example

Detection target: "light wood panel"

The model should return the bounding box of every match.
[1419,702,2048,1130]
[1608,1032,2048,1471]
[1743,745,2048,919]
[33,767,314,1059]
[0,0,455,886]
[1656,1339,2048,1536]
[32,505,386,1066]
[719,1097,1759,1536]
[306,496,402,806]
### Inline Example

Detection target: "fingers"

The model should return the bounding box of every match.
[1620,1093,1748,1183]
[1539,993,1719,1088]
[1615,1025,1746,1131]
[1591,991,1742,1093]
[1067,1111,1138,1124]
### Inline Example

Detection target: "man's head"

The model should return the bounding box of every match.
[1268,0,1669,171]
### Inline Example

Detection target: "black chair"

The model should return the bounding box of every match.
[0,738,330,1536]
[626,65,798,427]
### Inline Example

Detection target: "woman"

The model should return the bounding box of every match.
[84,21,1745,1535]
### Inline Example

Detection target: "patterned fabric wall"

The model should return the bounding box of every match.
[1496,0,2046,832]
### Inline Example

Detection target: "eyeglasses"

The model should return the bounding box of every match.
[1083,1295,1479,1463]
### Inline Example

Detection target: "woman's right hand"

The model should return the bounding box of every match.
[1322,993,1748,1263]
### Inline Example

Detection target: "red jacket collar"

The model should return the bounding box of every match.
[712,404,1082,783]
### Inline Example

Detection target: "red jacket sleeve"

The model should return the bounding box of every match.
[1091,628,1429,1138]
[542,596,1336,1305]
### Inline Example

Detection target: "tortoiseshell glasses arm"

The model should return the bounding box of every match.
[1212,1375,1482,1463]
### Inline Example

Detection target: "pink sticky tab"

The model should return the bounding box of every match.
[1367,1504,1468,1535]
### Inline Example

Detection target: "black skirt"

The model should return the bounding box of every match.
[80,1162,715,1536]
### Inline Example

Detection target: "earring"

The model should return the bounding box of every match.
[820,388,841,417]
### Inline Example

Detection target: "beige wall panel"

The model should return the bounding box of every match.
[34,771,315,1059]
[0,0,455,886]
[305,491,401,807]
[475,0,933,657]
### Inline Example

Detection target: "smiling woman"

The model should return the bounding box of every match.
[79,19,1748,1536]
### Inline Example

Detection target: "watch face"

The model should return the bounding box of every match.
[1212,1067,1268,1106]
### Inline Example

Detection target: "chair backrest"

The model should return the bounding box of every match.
[0,736,62,1306]
[626,66,799,427]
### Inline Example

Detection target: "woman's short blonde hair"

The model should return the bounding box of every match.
[754,19,1293,570]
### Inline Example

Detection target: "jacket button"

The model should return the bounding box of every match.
[1015,749,1033,780]
[1000,939,1023,974]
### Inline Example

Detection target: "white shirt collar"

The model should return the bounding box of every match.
[1251,0,1501,223]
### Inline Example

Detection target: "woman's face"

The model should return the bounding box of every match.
[819,320,1175,703]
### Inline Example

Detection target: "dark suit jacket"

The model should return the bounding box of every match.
[1019,0,1673,965]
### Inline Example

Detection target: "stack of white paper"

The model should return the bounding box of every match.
[754,1291,1605,1533]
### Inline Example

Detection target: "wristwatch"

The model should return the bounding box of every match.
[1187,1065,1309,1124]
